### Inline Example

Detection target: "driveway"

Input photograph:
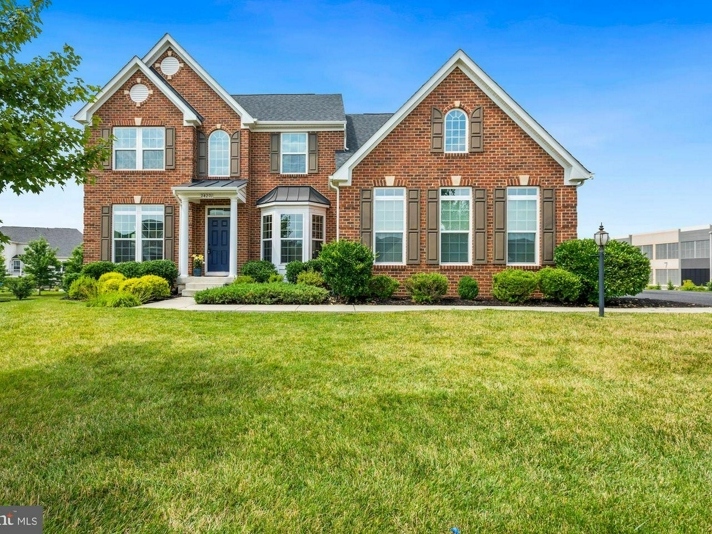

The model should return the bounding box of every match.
[636,289,712,306]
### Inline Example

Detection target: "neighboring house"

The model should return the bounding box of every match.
[617,225,712,286]
[74,34,592,296]
[0,227,82,277]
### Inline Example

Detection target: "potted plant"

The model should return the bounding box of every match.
[191,254,204,276]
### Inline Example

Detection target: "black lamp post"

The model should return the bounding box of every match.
[594,223,610,317]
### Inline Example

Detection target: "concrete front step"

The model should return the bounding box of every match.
[178,276,233,297]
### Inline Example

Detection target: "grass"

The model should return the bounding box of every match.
[1,297,711,532]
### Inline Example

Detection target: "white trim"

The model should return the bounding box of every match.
[506,187,540,266]
[444,109,468,154]
[251,121,346,132]
[142,34,255,125]
[204,205,231,276]
[331,50,593,186]
[259,205,327,272]
[373,187,407,266]
[73,57,201,126]
[439,187,472,265]
[171,184,247,204]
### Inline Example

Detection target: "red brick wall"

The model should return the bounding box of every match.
[339,67,578,297]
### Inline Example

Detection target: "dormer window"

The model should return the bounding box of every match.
[444,109,467,153]
[208,130,229,176]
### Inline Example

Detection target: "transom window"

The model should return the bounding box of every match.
[113,127,165,170]
[444,109,467,153]
[374,188,406,264]
[113,205,164,262]
[208,130,229,176]
[281,133,307,174]
[440,188,471,263]
[507,187,539,264]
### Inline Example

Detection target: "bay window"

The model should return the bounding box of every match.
[260,207,326,268]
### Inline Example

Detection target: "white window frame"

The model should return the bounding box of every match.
[12,258,22,274]
[208,130,230,177]
[259,205,327,271]
[439,187,472,265]
[113,127,165,171]
[112,205,165,263]
[280,132,308,175]
[444,109,468,153]
[373,187,407,265]
[506,187,540,266]
[261,214,273,263]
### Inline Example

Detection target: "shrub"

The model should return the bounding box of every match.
[140,260,179,286]
[241,260,278,283]
[233,275,255,284]
[68,276,98,301]
[268,273,284,283]
[285,259,323,284]
[297,270,326,288]
[679,280,706,292]
[457,276,480,301]
[88,291,142,308]
[667,280,675,291]
[554,239,651,304]
[81,261,115,280]
[368,275,399,301]
[61,272,81,293]
[114,261,143,280]
[5,276,35,300]
[119,275,170,304]
[404,273,449,304]
[319,240,374,301]
[538,267,581,303]
[707,281,712,291]
[194,283,329,305]
[492,269,538,303]
[646,284,661,290]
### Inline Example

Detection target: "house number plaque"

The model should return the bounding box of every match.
[200,193,214,198]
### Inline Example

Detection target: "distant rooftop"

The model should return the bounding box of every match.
[0,226,82,257]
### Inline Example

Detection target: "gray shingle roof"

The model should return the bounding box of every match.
[0,227,82,258]
[256,186,331,207]
[232,94,345,122]
[335,113,393,169]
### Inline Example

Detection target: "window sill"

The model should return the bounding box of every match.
[374,264,407,270]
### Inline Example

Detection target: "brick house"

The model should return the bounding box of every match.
[74,34,592,296]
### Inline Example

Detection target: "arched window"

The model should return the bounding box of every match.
[208,130,229,176]
[444,109,467,153]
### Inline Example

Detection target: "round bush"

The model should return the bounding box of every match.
[81,261,115,280]
[140,260,179,286]
[6,276,35,300]
[113,261,143,280]
[457,276,480,300]
[68,275,98,301]
[297,270,326,288]
[319,240,374,301]
[100,278,123,294]
[241,260,278,283]
[404,273,449,304]
[368,275,399,301]
[119,275,169,304]
[538,267,581,303]
[554,239,651,304]
[492,269,538,303]
[233,275,255,284]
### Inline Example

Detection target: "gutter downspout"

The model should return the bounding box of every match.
[328,177,340,240]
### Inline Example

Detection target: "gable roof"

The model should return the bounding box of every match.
[233,94,345,122]
[0,227,82,257]
[142,34,255,126]
[330,50,593,186]
[336,113,393,169]
[73,56,202,126]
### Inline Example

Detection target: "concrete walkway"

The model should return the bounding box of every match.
[142,297,712,314]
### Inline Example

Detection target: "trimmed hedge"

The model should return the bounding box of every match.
[457,276,480,300]
[492,269,538,303]
[81,260,178,287]
[538,267,581,303]
[404,273,448,304]
[233,275,255,284]
[80,261,115,280]
[297,270,326,288]
[241,260,278,283]
[194,283,329,305]
[368,275,399,301]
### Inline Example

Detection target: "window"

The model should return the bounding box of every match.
[208,130,229,176]
[681,240,710,259]
[444,109,467,153]
[262,215,273,262]
[440,188,471,263]
[638,244,653,259]
[280,214,303,263]
[374,188,406,264]
[281,133,307,174]
[655,268,680,286]
[113,205,164,262]
[312,215,324,259]
[113,127,165,170]
[507,187,539,264]
[655,242,679,260]
[12,259,22,273]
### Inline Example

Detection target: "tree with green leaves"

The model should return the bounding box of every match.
[0,0,109,242]
[63,242,83,274]
[19,236,60,294]
[0,247,6,287]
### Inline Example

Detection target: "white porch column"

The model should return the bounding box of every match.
[179,197,190,277]
[229,196,238,277]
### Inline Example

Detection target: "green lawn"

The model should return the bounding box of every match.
[1,297,711,533]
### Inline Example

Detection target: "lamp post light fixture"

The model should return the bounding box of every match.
[593,223,610,317]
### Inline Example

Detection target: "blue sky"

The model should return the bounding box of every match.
[1,0,711,238]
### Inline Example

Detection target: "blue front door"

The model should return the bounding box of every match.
[208,217,230,272]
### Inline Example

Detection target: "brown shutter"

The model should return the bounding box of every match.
[270,133,280,173]
[431,108,443,152]
[308,133,318,173]
[470,107,483,153]
[100,206,111,261]
[101,128,111,169]
[426,189,439,264]
[360,189,373,248]
[164,205,174,262]
[542,188,556,264]
[493,188,507,264]
[230,131,240,176]
[473,188,487,264]
[165,127,176,170]
[197,131,207,177]
[407,189,420,264]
